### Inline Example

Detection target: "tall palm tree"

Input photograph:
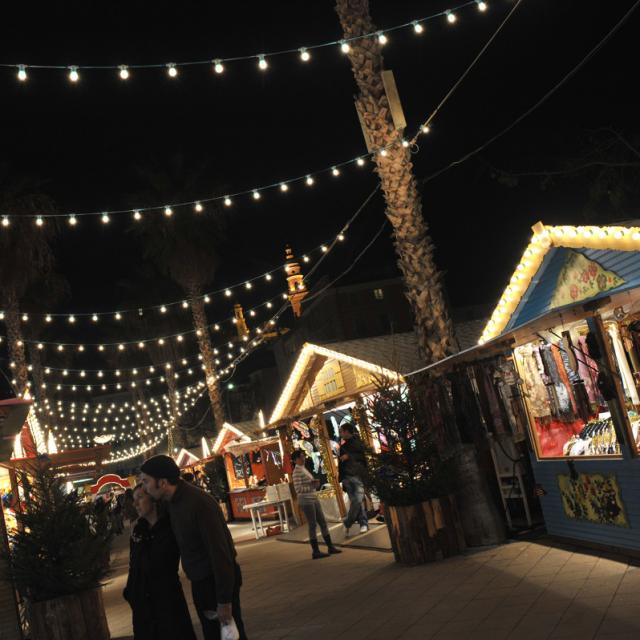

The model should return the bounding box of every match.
[0,171,59,398]
[335,0,457,362]
[130,156,227,433]
[335,2,506,544]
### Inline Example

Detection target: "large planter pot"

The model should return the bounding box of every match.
[28,587,110,640]
[385,494,466,565]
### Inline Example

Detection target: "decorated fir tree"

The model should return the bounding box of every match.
[3,462,113,602]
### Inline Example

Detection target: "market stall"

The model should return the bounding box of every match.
[428,221,640,554]
[265,336,425,521]
[212,421,291,520]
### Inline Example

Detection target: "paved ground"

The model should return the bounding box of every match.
[105,531,640,640]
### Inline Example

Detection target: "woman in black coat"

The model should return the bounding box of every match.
[124,484,197,640]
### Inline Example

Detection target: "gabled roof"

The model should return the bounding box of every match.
[480,221,640,344]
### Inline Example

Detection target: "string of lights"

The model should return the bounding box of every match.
[0,236,336,320]
[2,294,281,350]
[0,2,510,229]
[2,1,488,83]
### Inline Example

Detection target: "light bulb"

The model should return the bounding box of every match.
[340,40,350,54]
[258,55,268,70]
[68,315,75,323]
[338,233,345,241]
[421,124,431,134]
[377,32,388,45]
[101,213,110,224]
[402,139,410,148]
[2,216,9,227]
[306,175,314,186]
[252,190,261,200]
[477,1,488,12]
[266,273,272,281]
[299,48,310,62]
[68,66,79,82]
[133,210,142,220]
[303,255,310,263]
[379,148,388,157]
[204,295,211,303]
[213,59,224,74]
[321,245,328,252]
[446,11,457,24]
[119,65,129,80]
[223,196,232,206]
[164,206,173,217]
[356,157,365,166]
[45,314,52,322]
[182,301,189,308]
[245,282,253,289]
[332,166,340,176]
[115,312,122,320]
[17,65,27,81]
[167,63,178,77]
[225,289,232,297]
[160,305,167,313]
[280,183,289,192]
[138,342,145,349]
[36,216,44,226]
[413,21,424,34]
[194,201,203,212]
[69,215,77,226]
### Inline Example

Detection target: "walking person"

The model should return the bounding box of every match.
[339,422,369,535]
[140,455,247,640]
[291,449,342,559]
[123,484,196,640]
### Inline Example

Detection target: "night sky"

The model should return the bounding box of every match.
[2,0,639,383]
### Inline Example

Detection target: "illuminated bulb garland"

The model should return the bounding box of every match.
[3,2,487,83]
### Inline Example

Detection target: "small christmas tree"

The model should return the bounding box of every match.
[3,461,113,602]
[365,377,452,507]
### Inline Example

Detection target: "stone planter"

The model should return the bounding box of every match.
[385,494,466,565]
[28,587,110,640]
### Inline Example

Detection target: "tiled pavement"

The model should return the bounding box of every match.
[105,533,640,639]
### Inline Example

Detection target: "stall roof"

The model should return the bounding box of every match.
[479,221,640,345]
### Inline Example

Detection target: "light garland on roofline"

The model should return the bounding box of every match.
[478,222,640,345]
[3,1,488,84]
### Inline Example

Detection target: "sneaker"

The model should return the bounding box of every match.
[359,525,369,534]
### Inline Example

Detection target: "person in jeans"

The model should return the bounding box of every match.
[339,422,369,534]
[140,455,247,640]
[291,449,342,559]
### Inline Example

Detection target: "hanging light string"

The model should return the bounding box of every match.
[409,0,523,146]
[3,1,488,82]
[0,234,338,321]
[0,3,500,226]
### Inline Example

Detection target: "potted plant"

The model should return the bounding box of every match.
[366,378,466,565]
[2,462,113,640]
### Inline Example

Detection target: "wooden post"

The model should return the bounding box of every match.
[353,396,374,450]
[315,414,346,517]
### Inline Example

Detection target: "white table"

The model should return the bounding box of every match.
[243,499,291,539]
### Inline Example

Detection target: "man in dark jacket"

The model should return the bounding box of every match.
[140,455,248,640]
[338,422,369,534]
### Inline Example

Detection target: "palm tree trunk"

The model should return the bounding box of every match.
[335,0,457,362]
[4,291,29,397]
[28,342,48,443]
[336,0,506,546]
[187,288,226,432]
[165,368,181,454]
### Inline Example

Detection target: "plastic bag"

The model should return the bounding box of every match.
[221,618,240,640]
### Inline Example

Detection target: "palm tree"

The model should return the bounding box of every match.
[335,0,457,362]
[335,2,506,544]
[0,170,59,398]
[130,157,227,433]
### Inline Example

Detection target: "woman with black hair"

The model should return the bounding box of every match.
[123,484,197,640]
[291,449,342,559]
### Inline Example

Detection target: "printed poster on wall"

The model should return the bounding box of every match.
[557,473,628,527]
[550,251,624,309]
